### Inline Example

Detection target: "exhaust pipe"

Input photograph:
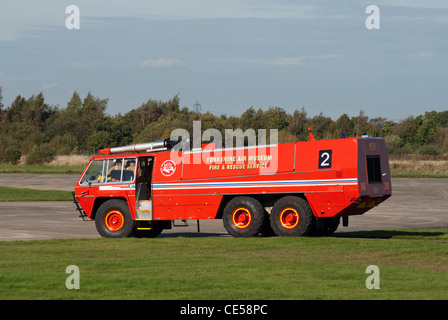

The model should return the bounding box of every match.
[98,139,182,155]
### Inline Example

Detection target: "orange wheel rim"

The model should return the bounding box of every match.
[279,208,299,229]
[104,210,125,231]
[232,207,251,229]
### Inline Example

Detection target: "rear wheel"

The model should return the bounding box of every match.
[223,196,265,237]
[270,196,314,236]
[95,199,134,238]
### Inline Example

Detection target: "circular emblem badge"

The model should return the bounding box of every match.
[160,160,176,177]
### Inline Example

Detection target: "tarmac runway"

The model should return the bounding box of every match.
[0,174,447,241]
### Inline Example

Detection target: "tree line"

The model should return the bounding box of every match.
[0,88,447,165]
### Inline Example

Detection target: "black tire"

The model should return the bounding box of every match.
[95,199,134,238]
[270,196,315,237]
[223,196,265,237]
[259,209,277,237]
[133,221,164,238]
[312,217,340,237]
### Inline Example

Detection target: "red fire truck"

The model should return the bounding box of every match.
[73,131,391,238]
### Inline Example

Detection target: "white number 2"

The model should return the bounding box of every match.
[321,153,330,166]
[319,150,332,169]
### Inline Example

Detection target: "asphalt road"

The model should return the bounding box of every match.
[0,174,447,241]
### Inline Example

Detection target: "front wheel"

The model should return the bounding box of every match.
[270,196,315,237]
[95,199,134,238]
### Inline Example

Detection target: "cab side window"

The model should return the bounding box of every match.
[123,158,136,182]
[106,158,136,183]
[107,159,123,182]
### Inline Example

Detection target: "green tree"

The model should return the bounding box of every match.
[2,146,21,165]
[3,93,55,154]
[80,92,108,124]
[66,90,82,115]
[414,111,444,146]
[0,86,4,110]
[129,95,182,136]
[44,91,109,153]
[90,114,133,150]
[308,112,332,140]
[239,107,256,130]
[382,120,396,136]
[265,106,288,130]
[288,108,308,141]
[335,113,354,138]
[352,110,370,136]
[393,116,419,146]
[49,133,78,155]
[6,95,26,123]
[87,130,114,153]
[23,92,55,129]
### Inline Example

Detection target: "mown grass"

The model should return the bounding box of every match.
[0,187,73,201]
[0,164,84,174]
[0,230,447,300]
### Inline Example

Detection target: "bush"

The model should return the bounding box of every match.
[385,135,403,154]
[2,146,22,165]
[87,130,113,153]
[25,144,56,165]
[49,133,78,155]
[418,144,441,156]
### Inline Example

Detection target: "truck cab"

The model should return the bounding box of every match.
[75,154,171,237]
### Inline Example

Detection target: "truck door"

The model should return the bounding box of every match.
[135,156,154,219]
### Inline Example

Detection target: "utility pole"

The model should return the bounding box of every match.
[193,100,201,113]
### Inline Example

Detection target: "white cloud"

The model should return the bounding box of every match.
[385,0,448,9]
[140,57,184,69]
[0,0,318,42]
[0,71,40,84]
[222,54,343,66]
[65,62,90,69]
[412,52,433,59]
[40,82,59,90]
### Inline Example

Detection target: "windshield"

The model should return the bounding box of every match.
[80,158,136,184]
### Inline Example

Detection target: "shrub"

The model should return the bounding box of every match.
[49,133,78,155]
[2,146,22,165]
[25,144,56,165]
[418,144,441,156]
[385,135,403,154]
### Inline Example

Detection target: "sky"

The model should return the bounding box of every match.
[1,0,447,122]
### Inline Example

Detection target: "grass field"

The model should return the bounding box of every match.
[0,187,73,201]
[0,230,447,300]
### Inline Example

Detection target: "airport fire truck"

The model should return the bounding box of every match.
[73,130,391,238]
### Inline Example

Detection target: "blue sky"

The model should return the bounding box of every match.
[1,0,447,121]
